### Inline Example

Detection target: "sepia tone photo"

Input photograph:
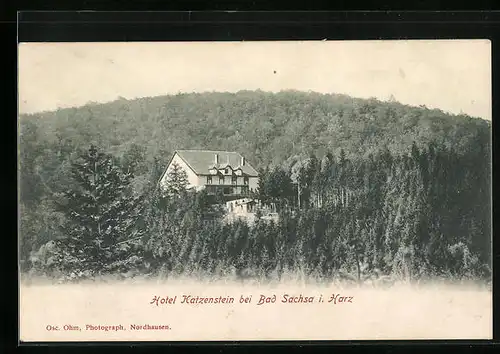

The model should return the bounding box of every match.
[18,40,492,341]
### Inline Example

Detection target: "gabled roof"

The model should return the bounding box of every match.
[218,163,232,169]
[174,150,259,177]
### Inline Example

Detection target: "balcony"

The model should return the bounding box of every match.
[204,184,250,197]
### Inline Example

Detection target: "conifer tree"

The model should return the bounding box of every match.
[52,145,144,279]
[164,161,189,197]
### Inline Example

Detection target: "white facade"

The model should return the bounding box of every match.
[159,150,259,197]
[224,198,279,225]
[159,152,202,191]
[226,198,257,214]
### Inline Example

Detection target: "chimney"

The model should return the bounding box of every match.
[214,153,219,165]
[241,156,245,166]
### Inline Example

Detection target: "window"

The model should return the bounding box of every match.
[219,176,224,184]
[244,177,249,185]
[232,176,237,185]
[225,168,229,174]
[206,176,212,184]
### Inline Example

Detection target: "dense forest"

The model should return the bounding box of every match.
[18,90,492,284]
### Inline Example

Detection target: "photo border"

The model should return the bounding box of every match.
[10,10,500,353]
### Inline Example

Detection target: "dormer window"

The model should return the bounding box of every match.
[209,167,218,175]
[225,168,229,174]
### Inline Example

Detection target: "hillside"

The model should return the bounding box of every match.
[19,90,490,171]
[19,90,492,281]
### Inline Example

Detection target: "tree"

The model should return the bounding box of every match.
[164,162,189,197]
[256,167,270,203]
[51,145,144,279]
[260,167,295,211]
[122,143,147,175]
[19,120,45,206]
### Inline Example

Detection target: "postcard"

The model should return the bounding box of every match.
[18,40,492,341]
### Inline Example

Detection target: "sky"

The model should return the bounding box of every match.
[18,40,491,120]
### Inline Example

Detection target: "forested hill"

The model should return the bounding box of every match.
[20,90,490,172]
[19,90,492,280]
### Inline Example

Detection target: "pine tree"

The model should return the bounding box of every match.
[164,162,189,197]
[256,167,270,205]
[122,143,147,175]
[52,145,144,279]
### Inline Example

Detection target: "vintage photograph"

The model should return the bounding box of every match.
[18,40,492,341]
